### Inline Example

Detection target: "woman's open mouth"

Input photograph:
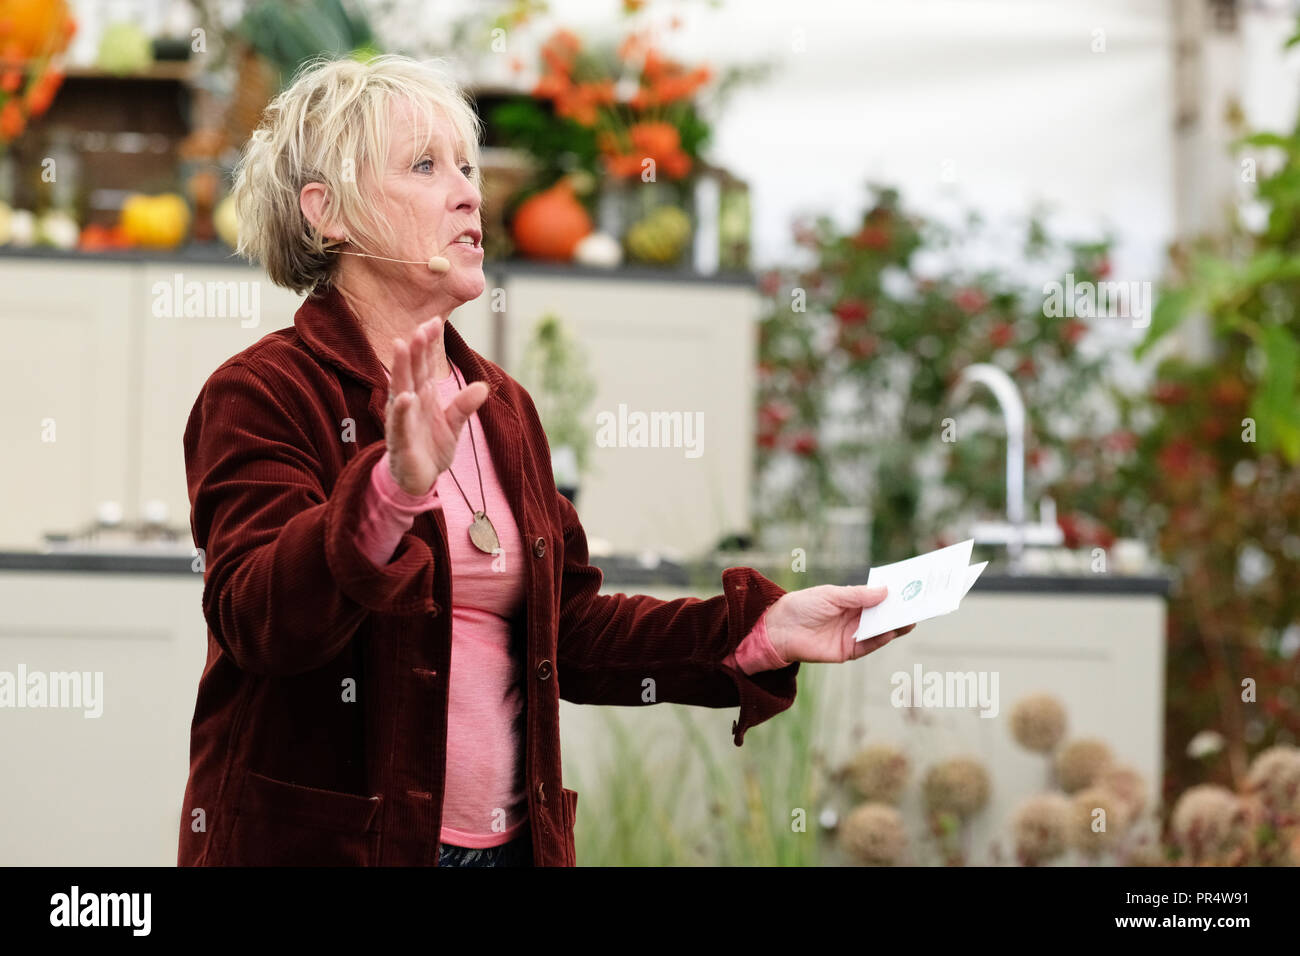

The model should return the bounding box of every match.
[449,228,483,255]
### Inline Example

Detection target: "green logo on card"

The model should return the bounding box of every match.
[902,580,923,601]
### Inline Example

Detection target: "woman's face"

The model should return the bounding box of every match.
[362,96,485,305]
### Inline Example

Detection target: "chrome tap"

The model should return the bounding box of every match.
[950,363,1062,572]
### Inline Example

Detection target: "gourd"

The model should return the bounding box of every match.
[625,205,691,264]
[213,195,239,248]
[96,22,154,75]
[574,232,621,268]
[120,193,190,249]
[511,179,592,261]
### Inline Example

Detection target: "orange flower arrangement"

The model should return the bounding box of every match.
[0,0,76,145]
[529,23,712,182]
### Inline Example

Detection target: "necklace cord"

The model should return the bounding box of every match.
[448,363,489,518]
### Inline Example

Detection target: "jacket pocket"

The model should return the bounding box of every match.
[561,787,578,866]
[224,769,383,866]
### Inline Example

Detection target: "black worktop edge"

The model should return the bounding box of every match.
[0,550,1171,595]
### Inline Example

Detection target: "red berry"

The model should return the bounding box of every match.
[832,299,872,326]
[989,321,1015,348]
[955,287,988,314]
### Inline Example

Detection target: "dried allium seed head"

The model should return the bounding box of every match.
[839,802,907,866]
[1170,784,1251,864]
[922,757,991,820]
[1244,744,1300,819]
[1055,738,1115,794]
[1099,764,1148,821]
[845,743,909,805]
[1010,792,1071,866]
[1009,693,1068,753]
[1069,786,1128,853]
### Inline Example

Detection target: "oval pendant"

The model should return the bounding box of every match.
[468,511,500,554]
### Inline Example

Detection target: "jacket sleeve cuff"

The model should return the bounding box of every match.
[717,567,799,747]
[323,440,439,616]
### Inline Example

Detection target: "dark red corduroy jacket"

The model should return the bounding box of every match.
[176,283,800,867]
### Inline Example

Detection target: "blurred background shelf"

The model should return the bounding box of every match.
[0,253,762,559]
[0,241,755,284]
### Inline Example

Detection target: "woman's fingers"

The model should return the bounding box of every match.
[388,317,482,478]
[442,381,490,434]
[828,584,889,609]
[851,629,897,659]
[424,315,443,382]
[421,317,444,407]
[425,381,487,462]
[388,391,412,453]
[409,325,428,386]
[848,622,916,661]
[386,392,426,495]
[390,337,413,395]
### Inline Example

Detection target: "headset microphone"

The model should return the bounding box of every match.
[337,249,451,273]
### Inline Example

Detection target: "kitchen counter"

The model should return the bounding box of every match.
[0,548,1168,865]
[0,548,1170,594]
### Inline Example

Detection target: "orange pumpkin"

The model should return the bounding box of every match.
[0,0,73,61]
[511,179,592,261]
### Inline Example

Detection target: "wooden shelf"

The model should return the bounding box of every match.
[0,59,196,81]
[62,62,197,82]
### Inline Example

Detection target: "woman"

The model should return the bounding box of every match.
[177,54,912,867]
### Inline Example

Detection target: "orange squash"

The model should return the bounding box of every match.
[511,179,592,261]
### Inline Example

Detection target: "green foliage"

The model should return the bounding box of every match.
[1100,76,1300,798]
[1137,237,1300,462]
[516,313,598,479]
[488,98,601,207]
[754,184,1116,564]
[238,0,377,89]
[572,665,829,866]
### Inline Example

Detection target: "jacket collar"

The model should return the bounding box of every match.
[295,283,507,395]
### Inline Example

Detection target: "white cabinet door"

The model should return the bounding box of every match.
[0,261,134,548]
[500,274,759,556]
[135,264,302,540]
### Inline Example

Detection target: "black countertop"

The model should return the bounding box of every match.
[0,244,757,286]
[0,550,1170,595]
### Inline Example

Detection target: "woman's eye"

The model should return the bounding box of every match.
[460,163,475,178]
[414,157,434,173]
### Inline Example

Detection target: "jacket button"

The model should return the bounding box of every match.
[533,536,546,558]
[537,659,552,680]
[537,780,546,804]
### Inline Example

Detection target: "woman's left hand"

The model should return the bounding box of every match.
[763,585,915,664]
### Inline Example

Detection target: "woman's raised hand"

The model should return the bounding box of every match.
[385,315,490,496]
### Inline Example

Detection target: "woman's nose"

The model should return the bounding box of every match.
[451,175,480,212]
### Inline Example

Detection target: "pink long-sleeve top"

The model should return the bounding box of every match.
[357,362,790,848]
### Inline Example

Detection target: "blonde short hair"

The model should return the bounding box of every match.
[231,54,485,295]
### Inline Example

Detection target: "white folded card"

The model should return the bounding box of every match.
[853,539,987,641]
